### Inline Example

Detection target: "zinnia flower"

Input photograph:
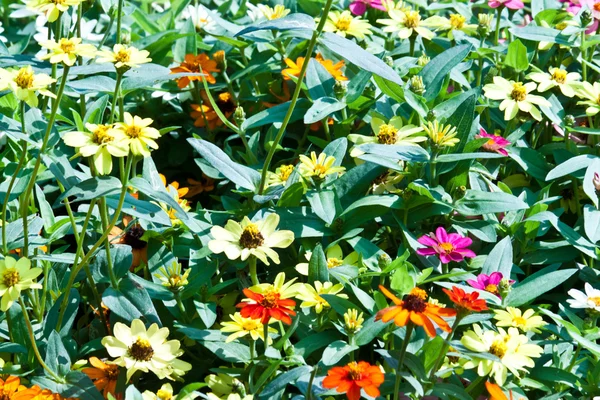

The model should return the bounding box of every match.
[282,54,347,81]
[190,92,236,130]
[257,4,290,20]
[299,151,346,179]
[467,272,506,297]
[25,0,84,22]
[267,164,295,188]
[109,216,148,269]
[483,77,550,121]
[422,120,460,148]
[237,272,299,325]
[82,357,119,398]
[154,260,191,290]
[416,227,475,264]
[101,319,191,380]
[488,0,524,9]
[348,116,425,154]
[575,82,600,116]
[296,281,348,313]
[321,10,373,39]
[494,307,546,333]
[485,381,516,400]
[322,361,385,400]
[0,66,55,107]
[170,53,219,87]
[142,383,175,400]
[476,128,510,156]
[208,213,294,265]
[184,4,217,31]
[567,283,600,313]
[0,256,42,311]
[427,14,478,39]
[442,286,488,313]
[114,112,160,157]
[377,9,436,40]
[0,376,36,400]
[344,309,364,333]
[38,37,97,66]
[295,244,358,275]
[349,0,385,16]
[527,67,581,97]
[220,312,276,343]
[376,286,456,338]
[97,44,151,72]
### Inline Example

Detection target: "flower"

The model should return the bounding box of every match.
[372,170,404,194]
[321,10,373,39]
[0,376,36,400]
[267,164,295,187]
[208,213,294,265]
[142,383,175,400]
[282,54,347,81]
[184,175,215,197]
[62,123,129,175]
[0,257,42,311]
[567,283,600,313]
[97,44,151,72]
[461,325,543,385]
[427,14,478,39]
[295,244,359,275]
[488,0,524,9]
[109,216,148,269]
[257,4,290,20]
[443,286,488,313]
[25,0,84,22]
[417,227,475,264]
[101,319,191,380]
[237,272,299,324]
[190,92,236,130]
[154,260,191,290]
[376,286,456,338]
[494,307,546,333]
[296,282,348,313]
[82,357,119,398]
[485,381,516,400]
[322,361,385,400]
[0,66,55,107]
[483,77,551,121]
[467,272,506,297]
[344,309,365,334]
[528,68,581,97]
[205,374,244,398]
[575,82,600,116]
[184,4,217,31]
[114,112,160,157]
[422,120,460,147]
[476,128,510,156]
[38,37,96,66]
[349,116,425,152]
[349,0,385,16]
[377,9,436,40]
[170,53,219,87]
[299,151,346,179]
[220,312,277,343]
[157,177,192,224]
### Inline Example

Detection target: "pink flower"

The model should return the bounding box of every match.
[417,227,476,264]
[581,0,600,19]
[349,0,385,15]
[594,172,600,191]
[467,272,506,297]
[488,0,524,9]
[476,128,510,156]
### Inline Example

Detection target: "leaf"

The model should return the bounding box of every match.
[306,58,334,100]
[583,159,600,208]
[193,301,218,328]
[419,44,472,102]
[436,152,505,162]
[308,244,329,283]
[373,75,404,103]
[201,341,251,363]
[505,266,577,307]
[43,289,80,338]
[102,275,161,325]
[45,331,71,378]
[56,176,122,204]
[481,236,513,278]
[304,97,346,124]
[454,190,529,216]
[259,366,312,399]
[323,137,348,165]
[546,154,595,180]
[508,147,551,181]
[584,205,600,243]
[357,144,430,163]
[446,89,478,153]
[510,25,575,46]
[235,13,315,36]
[320,340,358,366]
[242,99,311,130]
[306,190,337,224]
[32,371,104,400]
[188,138,260,191]
[505,39,529,72]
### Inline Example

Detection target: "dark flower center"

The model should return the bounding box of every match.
[124,225,147,249]
[128,338,154,361]
[239,223,264,249]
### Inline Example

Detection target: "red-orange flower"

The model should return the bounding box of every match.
[375,286,456,338]
[442,286,488,313]
[322,361,384,400]
[237,288,297,325]
[82,357,119,399]
[0,376,37,400]
[485,381,520,400]
[170,53,219,87]
[190,92,236,130]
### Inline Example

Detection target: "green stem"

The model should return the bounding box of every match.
[99,198,119,288]
[465,375,484,394]
[249,256,258,286]
[175,292,189,323]
[409,36,416,57]
[110,73,123,124]
[582,31,588,81]
[257,0,334,194]
[494,7,502,47]
[567,343,581,372]
[116,0,124,44]
[200,77,241,133]
[305,367,318,400]
[428,316,461,381]
[392,323,413,400]
[263,321,270,354]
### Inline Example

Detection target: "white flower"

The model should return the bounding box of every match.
[567,283,600,313]
[296,281,348,313]
[483,76,551,121]
[575,81,600,116]
[0,65,55,107]
[377,9,436,40]
[527,67,581,98]
[183,4,217,32]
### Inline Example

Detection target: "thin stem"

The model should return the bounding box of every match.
[99,198,119,288]
[494,7,502,46]
[175,292,189,323]
[305,367,318,400]
[200,77,241,133]
[248,256,258,286]
[263,322,269,354]
[110,73,123,124]
[257,0,334,194]
[465,375,484,394]
[428,316,461,381]
[116,0,124,44]
[392,323,413,400]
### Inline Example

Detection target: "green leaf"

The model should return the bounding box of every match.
[357,144,430,163]
[505,266,577,307]
[304,97,346,124]
[419,44,472,102]
[194,301,217,328]
[373,75,404,103]
[508,147,551,181]
[546,154,595,180]
[306,190,337,224]
[454,190,529,216]
[308,244,329,283]
[510,25,575,46]
[505,39,529,72]
[528,367,580,388]
[56,176,122,205]
[242,99,311,130]
[201,341,251,363]
[235,13,315,36]
[45,331,71,378]
[431,383,472,400]
[320,340,358,366]
[43,289,80,338]
[306,58,334,100]
[436,152,505,162]
[32,371,104,400]
[584,205,600,243]
[481,236,513,278]
[259,366,313,399]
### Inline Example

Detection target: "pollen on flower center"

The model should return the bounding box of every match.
[485,284,499,294]
[59,39,76,54]
[552,69,567,84]
[2,269,20,288]
[510,83,527,101]
[347,362,363,380]
[125,126,142,138]
[327,258,343,268]
[377,124,399,144]
[403,287,428,312]
[241,320,260,330]
[589,296,600,306]
[513,316,527,326]
[489,339,508,358]
[239,223,264,249]
[115,49,131,63]
[92,126,115,145]
[260,290,280,308]
[279,165,294,181]
[404,11,420,29]
[486,139,497,146]
[157,390,172,400]
[15,69,34,89]
[128,337,154,361]
[335,14,353,31]
[449,14,466,29]
[439,242,454,253]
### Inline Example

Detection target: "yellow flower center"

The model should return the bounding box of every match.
[128,338,154,362]
[556,21,568,30]
[510,83,527,101]
[403,287,428,312]
[59,39,76,54]
[2,269,20,288]
[241,319,261,331]
[552,69,567,84]
[377,124,399,144]
[513,316,527,326]
[485,284,499,294]
[589,296,600,306]
[238,223,264,249]
[486,139,497,146]
[439,242,454,253]
[124,125,142,138]
[261,289,279,308]
[489,339,508,358]
[92,125,115,145]
[327,258,343,268]
[169,274,184,287]
[410,287,428,300]
[404,11,421,29]
[15,68,34,89]
[594,3,600,11]
[115,49,131,64]
[278,165,294,181]
[157,390,172,400]
[313,163,329,177]
[449,14,466,29]
[347,361,363,380]
[335,13,353,31]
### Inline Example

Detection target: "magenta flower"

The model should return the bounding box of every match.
[488,0,524,9]
[476,128,510,156]
[349,0,385,15]
[467,272,508,297]
[417,227,476,264]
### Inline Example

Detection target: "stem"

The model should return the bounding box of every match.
[567,343,582,372]
[305,367,318,400]
[248,256,258,286]
[392,323,413,400]
[263,321,270,354]
[116,0,124,44]
[582,31,588,81]
[428,316,461,381]
[21,66,70,257]
[200,77,241,133]
[476,37,484,87]
[99,198,119,288]
[110,73,123,124]
[409,36,416,57]
[465,375,484,394]
[257,0,334,195]
[174,292,189,323]
[494,7,502,46]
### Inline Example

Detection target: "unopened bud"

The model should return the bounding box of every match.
[213,50,226,68]
[417,54,430,67]
[384,56,394,67]
[426,109,437,122]
[378,253,391,268]
[409,75,425,95]
[564,114,576,127]
[334,80,348,100]
[582,10,593,28]
[594,172,600,191]
[478,13,493,37]
[498,278,513,298]
[233,106,246,126]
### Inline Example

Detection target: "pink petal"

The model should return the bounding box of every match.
[439,254,452,264]
[435,227,448,243]
[417,248,437,256]
[467,279,484,289]
[451,237,473,249]
[489,272,503,284]
[349,1,367,15]
[418,235,439,247]
[456,249,476,258]
[448,252,465,262]
[505,0,524,8]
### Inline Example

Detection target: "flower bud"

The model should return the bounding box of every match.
[564,114,576,127]
[417,54,430,67]
[409,75,425,95]
[233,106,246,126]
[213,50,226,69]
[334,80,348,100]
[377,253,391,269]
[594,172,600,191]
[344,309,364,334]
[582,10,593,28]
[426,109,437,122]
[498,278,513,298]
[384,56,394,67]
[477,13,494,37]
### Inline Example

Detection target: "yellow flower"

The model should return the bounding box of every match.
[282,54,347,81]
[142,383,175,400]
[527,67,581,98]
[257,4,290,20]
[422,120,459,147]
[348,116,425,158]
[101,319,191,381]
[295,244,359,276]
[220,312,277,343]
[296,281,348,314]
[0,66,55,107]
[575,81,600,116]
[208,213,294,265]
[427,14,478,39]
[299,151,345,179]
[321,10,373,39]
[38,37,97,66]
[493,307,546,334]
[62,123,129,175]
[483,77,551,121]
[153,260,191,290]
[266,164,295,187]
[114,112,160,157]
[377,9,436,40]
[0,257,42,311]
[205,373,238,397]
[344,309,364,333]
[25,0,84,22]
[97,44,151,72]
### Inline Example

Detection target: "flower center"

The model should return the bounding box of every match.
[241,320,260,331]
[157,390,172,400]
[404,11,420,29]
[347,362,363,380]
[327,258,343,268]
[489,339,508,358]
[403,288,427,312]
[125,125,142,138]
[59,39,76,54]
[589,296,600,306]
[51,0,67,4]
[335,14,353,31]
[128,337,154,362]
[115,49,131,64]
[594,2,600,11]
[449,14,466,29]
[377,124,398,144]
[439,242,454,253]
[104,364,119,381]
[260,290,280,308]
[2,269,19,288]
[486,138,497,147]
[510,83,527,101]
[92,125,115,145]
[239,223,264,249]
[513,316,527,326]
[217,93,236,113]
[552,69,567,84]
[124,224,147,249]
[279,165,294,181]
[561,188,574,200]
[15,68,34,89]
[313,163,329,177]
[485,284,499,294]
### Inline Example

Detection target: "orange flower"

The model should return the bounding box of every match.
[30,388,78,400]
[0,377,37,400]
[159,174,189,198]
[237,288,297,325]
[184,175,215,198]
[375,286,456,338]
[282,54,347,81]
[190,92,235,130]
[82,357,119,399]
[442,286,488,313]
[170,53,219,88]
[322,361,384,400]
[109,216,148,269]
[485,381,521,400]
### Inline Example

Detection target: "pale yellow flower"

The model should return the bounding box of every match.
[0,66,55,107]
[575,82,600,116]
[266,164,295,187]
[114,112,160,157]
[344,309,364,333]
[377,9,436,40]
[527,67,581,98]
[257,4,290,20]
[38,37,97,66]
[295,244,359,276]
[494,307,546,334]
[220,312,277,343]
[427,14,478,38]
[349,116,425,158]
[299,151,345,179]
[153,260,191,290]
[321,10,373,39]
[26,0,84,22]
[422,120,459,147]
[97,44,151,71]
[483,76,551,121]
[296,281,348,314]
[0,257,42,311]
